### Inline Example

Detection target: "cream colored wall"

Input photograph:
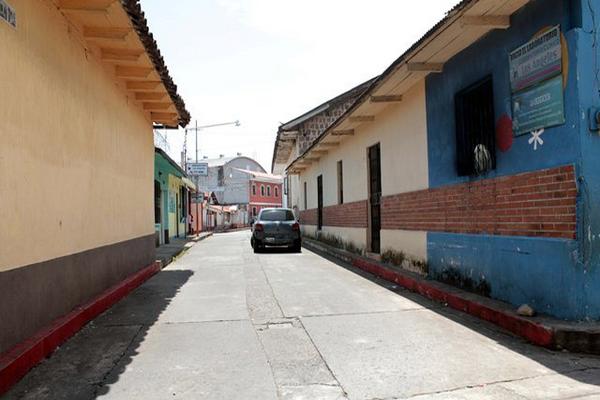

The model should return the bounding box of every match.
[380,230,427,260]
[168,175,186,238]
[0,1,154,271]
[297,81,429,252]
[322,226,367,248]
[299,81,429,210]
[301,225,366,249]
[302,225,318,237]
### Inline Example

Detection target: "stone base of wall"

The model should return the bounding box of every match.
[0,235,155,354]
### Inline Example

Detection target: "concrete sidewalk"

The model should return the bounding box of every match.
[155,232,212,268]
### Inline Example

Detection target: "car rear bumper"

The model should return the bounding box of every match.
[253,232,300,247]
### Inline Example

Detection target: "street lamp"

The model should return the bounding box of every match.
[183,119,241,234]
[184,120,241,167]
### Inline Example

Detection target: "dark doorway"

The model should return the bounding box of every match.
[176,192,180,237]
[154,180,162,247]
[368,143,381,253]
[317,175,323,230]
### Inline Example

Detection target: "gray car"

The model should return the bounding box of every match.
[251,208,301,253]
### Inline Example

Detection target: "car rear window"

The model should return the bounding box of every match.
[260,210,295,221]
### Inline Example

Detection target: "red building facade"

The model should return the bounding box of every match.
[249,178,283,218]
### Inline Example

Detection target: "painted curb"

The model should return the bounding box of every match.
[302,239,556,348]
[0,261,161,395]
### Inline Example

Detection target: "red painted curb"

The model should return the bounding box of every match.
[0,262,161,395]
[350,256,554,348]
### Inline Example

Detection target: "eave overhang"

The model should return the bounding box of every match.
[286,0,529,175]
[54,0,191,127]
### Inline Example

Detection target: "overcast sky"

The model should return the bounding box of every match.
[142,0,458,172]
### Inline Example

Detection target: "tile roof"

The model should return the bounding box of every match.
[121,0,191,126]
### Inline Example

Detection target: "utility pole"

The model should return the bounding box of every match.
[184,119,241,235]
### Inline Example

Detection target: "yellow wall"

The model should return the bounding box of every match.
[168,174,186,238]
[0,1,154,271]
[294,81,429,257]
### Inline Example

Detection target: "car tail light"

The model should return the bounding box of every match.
[254,223,264,232]
[292,222,300,231]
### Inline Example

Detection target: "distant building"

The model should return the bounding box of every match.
[235,169,283,219]
[195,155,272,228]
[196,155,266,205]
[154,148,196,244]
[272,78,376,208]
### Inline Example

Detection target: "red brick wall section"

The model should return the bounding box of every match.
[299,208,317,225]
[323,200,368,228]
[381,165,577,239]
[299,200,368,227]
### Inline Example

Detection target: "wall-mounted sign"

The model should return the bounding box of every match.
[0,0,16,28]
[509,26,561,93]
[512,75,565,135]
[187,162,208,176]
[168,193,176,213]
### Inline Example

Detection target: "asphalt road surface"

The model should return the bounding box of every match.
[6,230,600,400]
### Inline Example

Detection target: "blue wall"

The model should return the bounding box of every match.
[424,0,600,319]
[574,0,600,314]
[426,0,580,187]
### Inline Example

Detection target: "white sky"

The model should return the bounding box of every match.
[142,0,458,172]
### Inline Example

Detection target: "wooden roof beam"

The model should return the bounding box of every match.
[116,66,153,78]
[332,129,355,136]
[83,26,131,40]
[127,81,163,91]
[101,48,144,62]
[155,120,178,127]
[151,112,178,121]
[143,102,173,111]
[349,115,375,123]
[370,95,403,103]
[461,15,510,29]
[135,92,167,101]
[57,0,114,12]
[407,63,444,73]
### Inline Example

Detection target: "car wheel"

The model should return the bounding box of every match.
[292,242,301,253]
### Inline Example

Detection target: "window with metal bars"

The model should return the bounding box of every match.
[454,76,496,176]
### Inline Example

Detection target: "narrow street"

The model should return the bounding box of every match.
[7,231,600,400]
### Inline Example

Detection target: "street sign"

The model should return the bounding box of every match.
[187,162,208,176]
[509,26,561,93]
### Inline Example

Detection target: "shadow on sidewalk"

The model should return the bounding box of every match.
[306,246,600,388]
[5,269,194,400]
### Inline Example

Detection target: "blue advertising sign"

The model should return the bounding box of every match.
[509,26,562,93]
[512,75,565,135]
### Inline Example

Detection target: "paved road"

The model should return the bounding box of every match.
[6,231,600,400]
